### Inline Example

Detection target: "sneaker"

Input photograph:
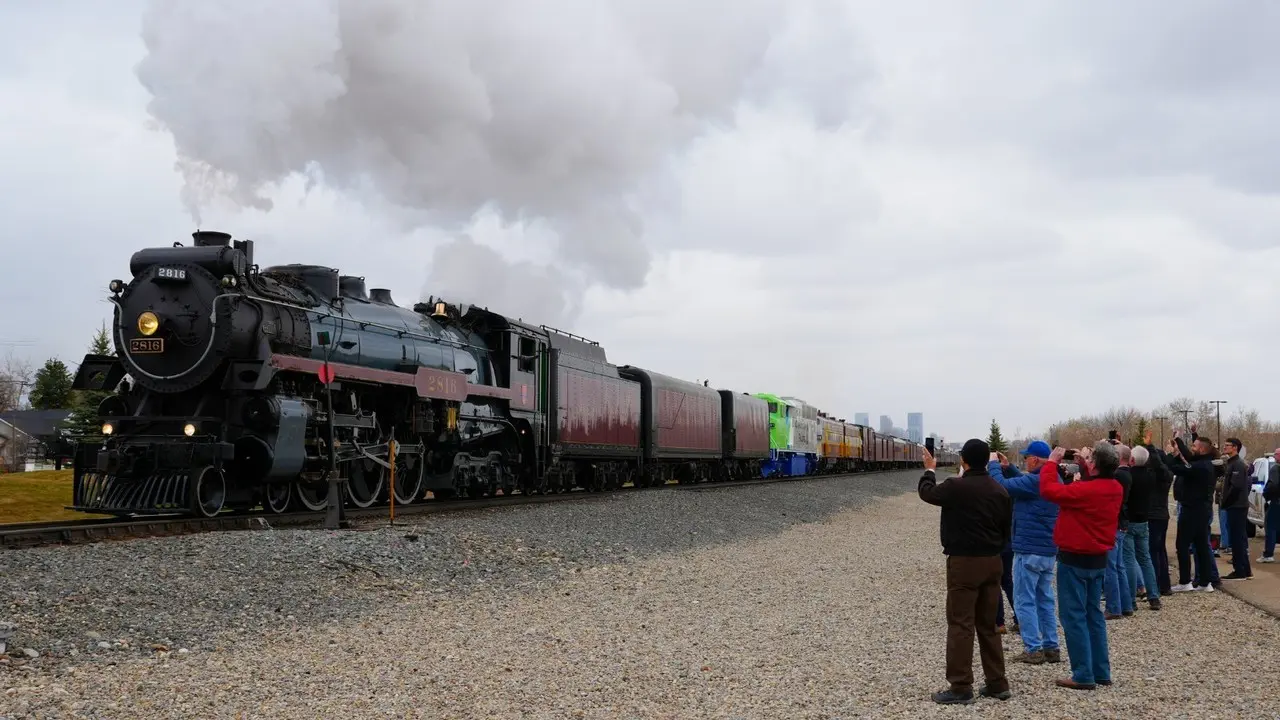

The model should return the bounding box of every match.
[1194,584,1215,593]
[1171,583,1195,593]
[931,688,975,705]
[1121,610,1134,617]
[1257,555,1275,563]
[1148,598,1162,611]
[1012,650,1045,664]
[979,684,1012,701]
[1043,648,1062,663]
[1223,572,1253,580]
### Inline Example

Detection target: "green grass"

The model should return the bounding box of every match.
[0,470,110,524]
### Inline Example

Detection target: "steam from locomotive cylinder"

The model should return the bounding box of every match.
[134,0,867,323]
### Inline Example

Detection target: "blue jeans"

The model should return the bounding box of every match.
[1057,561,1110,686]
[1012,553,1059,653]
[1219,508,1230,551]
[1266,501,1280,558]
[1104,529,1133,614]
[1124,522,1160,601]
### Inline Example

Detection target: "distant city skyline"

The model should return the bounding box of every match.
[908,413,924,443]
[854,412,869,427]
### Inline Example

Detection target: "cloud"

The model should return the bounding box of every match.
[133,0,872,315]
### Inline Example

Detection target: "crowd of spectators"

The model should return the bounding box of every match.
[916,423,1273,705]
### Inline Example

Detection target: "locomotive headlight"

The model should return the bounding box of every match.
[101,422,114,435]
[137,311,160,336]
[108,279,124,293]
[220,275,238,288]
[183,423,196,437]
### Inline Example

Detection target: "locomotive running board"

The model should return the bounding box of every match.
[269,354,517,404]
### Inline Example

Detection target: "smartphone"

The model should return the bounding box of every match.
[1108,430,1118,441]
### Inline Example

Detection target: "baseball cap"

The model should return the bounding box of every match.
[1019,440,1051,459]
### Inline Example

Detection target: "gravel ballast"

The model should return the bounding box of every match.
[4,470,1280,718]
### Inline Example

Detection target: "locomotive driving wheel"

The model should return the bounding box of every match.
[390,452,424,505]
[263,483,291,514]
[190,466,226,518]
[346,458,386,508]
[294,480,330,511]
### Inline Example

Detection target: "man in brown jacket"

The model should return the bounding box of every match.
[919,438,1014,704]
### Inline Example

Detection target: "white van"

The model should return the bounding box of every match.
[1248,457,1271,536]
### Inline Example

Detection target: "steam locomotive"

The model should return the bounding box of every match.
[69,230,941,518]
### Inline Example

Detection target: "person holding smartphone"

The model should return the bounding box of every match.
[918,440,1013,704]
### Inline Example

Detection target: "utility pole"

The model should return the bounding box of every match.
[1152,415,1167,446]
[1209,400,1228,447]
[1173,408,1192,436]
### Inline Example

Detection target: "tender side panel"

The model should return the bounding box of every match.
[553,352,641,456]
[622,366,721,459]
[655,385,721,456]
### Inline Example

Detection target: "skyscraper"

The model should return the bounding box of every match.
[908,413,924,443]
[854,413,869,427]
[879,415,893,434]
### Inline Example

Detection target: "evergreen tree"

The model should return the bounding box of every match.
[1130,417,1149,448]
[88,324,111,355]
[29,358,74,409]
[63,323,115,438]
[987,419,1008,454]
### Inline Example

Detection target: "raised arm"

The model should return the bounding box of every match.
[918,469,952,507]
[1039,455,1092,507]
[988,460,1040,500]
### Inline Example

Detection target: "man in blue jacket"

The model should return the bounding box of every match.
[988,440,1062,664]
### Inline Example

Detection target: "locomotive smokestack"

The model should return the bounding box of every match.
[369,288,396,305]
[192,230,232,247]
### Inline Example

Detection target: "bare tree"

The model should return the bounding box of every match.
[0,351,33,415]
[1043,400,1280,457]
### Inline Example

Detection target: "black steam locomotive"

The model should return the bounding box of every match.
[70,230,926,518]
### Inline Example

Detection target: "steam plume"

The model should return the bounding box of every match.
[136,0,864,322]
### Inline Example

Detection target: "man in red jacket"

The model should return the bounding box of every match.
[1039,442,1124,690]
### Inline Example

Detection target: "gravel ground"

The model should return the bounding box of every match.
[4,469,1280,718]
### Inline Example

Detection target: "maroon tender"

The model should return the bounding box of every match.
[551,344,641,456]
[618,366,722,460]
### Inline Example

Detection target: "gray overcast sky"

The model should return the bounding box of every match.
[2,0,1277,443]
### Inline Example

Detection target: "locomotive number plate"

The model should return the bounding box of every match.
[156,266,188,281]
[129,337,164,354]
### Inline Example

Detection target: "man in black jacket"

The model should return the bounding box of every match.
[919,439,1013,705]
[1221,438,1253,579]
[1143,434,1175,596]
[1167,434,1220,592]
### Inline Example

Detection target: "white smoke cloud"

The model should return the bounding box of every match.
[135,0,869,322]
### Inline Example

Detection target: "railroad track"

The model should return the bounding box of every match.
[0,467,940,550]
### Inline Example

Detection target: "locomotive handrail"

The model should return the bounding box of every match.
[111,293,238,382]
